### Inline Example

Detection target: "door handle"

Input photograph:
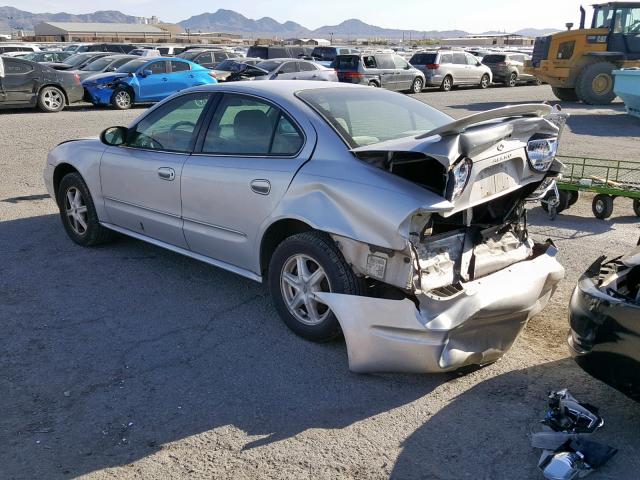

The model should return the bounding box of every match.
[158,167,175,181]
[250,179,271,195]
[162,77,168,82]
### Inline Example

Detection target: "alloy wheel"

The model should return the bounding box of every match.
[280,254,332,326]
[481,75,489,88]
[412,78,423,93]
[114,91,131,109]
[509,73,517,87]
[43,88,63,111]
[64,187,88,235]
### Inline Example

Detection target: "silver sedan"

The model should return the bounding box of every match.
[254,58,338,82]
[44,81,565,373]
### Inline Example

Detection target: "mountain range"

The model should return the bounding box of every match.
[0,6,560,39]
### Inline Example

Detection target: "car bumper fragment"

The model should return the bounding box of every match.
[317,244,564,373]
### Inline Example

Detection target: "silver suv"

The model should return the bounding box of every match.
[409,50,493,91]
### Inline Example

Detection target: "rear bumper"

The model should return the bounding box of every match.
[423,72,444,86]
[318,244,564,373]
[65,84,85,104]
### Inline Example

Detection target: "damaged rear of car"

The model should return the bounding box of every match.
[568,242,640,400]
[281,87,567,373]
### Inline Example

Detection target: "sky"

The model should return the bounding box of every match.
[6,0,587,32]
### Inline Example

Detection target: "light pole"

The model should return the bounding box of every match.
[330,32,334,45]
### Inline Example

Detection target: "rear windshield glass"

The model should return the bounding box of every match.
[297,88,452,148]
[482,54,506,63]
[410,53,437,65]
[247,46,269,58]
[311,47,338,61]
[332,55,360,70]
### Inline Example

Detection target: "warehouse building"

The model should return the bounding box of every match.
[441,33,535,47]
[33,22,173,43]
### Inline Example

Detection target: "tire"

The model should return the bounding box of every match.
[367,80,379,88]
[57,172,114,247]
[532,78,543,86]
[552,87,579,102]
[592,194,614,219]
[479,74,490,89]
[541,190,570,215]
[575,62,617,105]
[633,198,640,217]
[268,231,362,342]
[37,86,65,113]
[505,72,518,87]
[440,75,453,92]
[111,88,133,110]
[410,77,424,94]
[568,190,580,207]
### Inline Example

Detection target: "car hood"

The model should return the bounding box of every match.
[82,72,129,85]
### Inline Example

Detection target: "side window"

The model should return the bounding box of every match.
[128,93,211,152]
[440,53,453,64]
[196,52,213,65]
[363,55,377,68]
[171,60,190,72]
[147,61,167,75]
[620,7,640,33]
[453,53,467,65]
[375,54,395,69]
[298,61,316,72]
[43,53,55,62]
[280,62,297,74]
[393,55,410,69]
[202,94,302,156]
[4,60,33,74]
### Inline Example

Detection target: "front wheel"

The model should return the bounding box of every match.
[410,77,424,94]
[268,231,362,342]
[479,74,490,89]
[440,75,453,92]
[505,72,518,87]
[111,88,133,110]
[37,86,65,113]
[57,173,114,246]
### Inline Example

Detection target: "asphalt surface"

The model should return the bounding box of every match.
[1,85,639,480]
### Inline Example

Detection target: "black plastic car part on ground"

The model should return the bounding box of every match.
[0,57,84,112]
[568,244,640,401]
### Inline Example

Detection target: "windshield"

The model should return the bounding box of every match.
[81,57,114,71]
[593,6,615,28]
[256,60,284,72]
[63,54,91,66]
[116,59,147,73]
[297,88,452,148]
[311,47,337,61]
[179,51,200,60]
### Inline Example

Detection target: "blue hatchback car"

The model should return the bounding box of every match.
[82,57,217,109]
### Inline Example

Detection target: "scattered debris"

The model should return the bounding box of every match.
[532,390,617,479]
[63,391,71,397]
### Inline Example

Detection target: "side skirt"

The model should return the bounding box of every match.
[100,222,263,283]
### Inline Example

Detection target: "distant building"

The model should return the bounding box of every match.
[33,22,172,43]
[287,38,331,46]
[440,33,535,47]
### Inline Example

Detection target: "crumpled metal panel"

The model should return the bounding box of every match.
[317,245,564,373]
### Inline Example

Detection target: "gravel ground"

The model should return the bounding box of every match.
[1,85,639,480]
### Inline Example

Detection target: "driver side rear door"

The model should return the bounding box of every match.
[99,92,213,247]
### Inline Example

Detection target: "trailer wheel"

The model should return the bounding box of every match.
[576,62,617,105]
[568,190,580,207]
[541,190,570,218]
[592,194,614,219]
[633,199,640,217]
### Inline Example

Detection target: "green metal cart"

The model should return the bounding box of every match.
[541,156,640,219]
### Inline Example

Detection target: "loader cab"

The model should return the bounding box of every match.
[592,3,640,59]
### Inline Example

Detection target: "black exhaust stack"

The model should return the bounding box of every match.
[579,5,586,29]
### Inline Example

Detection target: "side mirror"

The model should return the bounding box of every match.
[142,69,153,77]
[108,67,116,72]
[100,126,128,146]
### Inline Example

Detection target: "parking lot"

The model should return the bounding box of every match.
[1,84,639,479]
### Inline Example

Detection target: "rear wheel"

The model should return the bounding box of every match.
[37,86,65,113]
[592,194,614,219]
[440,75,453,92]
[576,62,617,105]
[368,80,379,88]
[410,77,424,93]
[633,199,640,217]
[479,74,490,89]
[568,190,580,207]
[111,88,133,110]
[505,72,518,87]
[268,231,362,342]
[552,87,579,102]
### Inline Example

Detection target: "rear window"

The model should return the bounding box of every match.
[247,46,268,58]
[297,88,452,148]
[482,54,506,63]
[311,47,338,61]
[333,55,360,71]
[410,53,437,65]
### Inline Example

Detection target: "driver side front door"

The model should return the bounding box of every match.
[136,60,169,102]
[100,92,213,247]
